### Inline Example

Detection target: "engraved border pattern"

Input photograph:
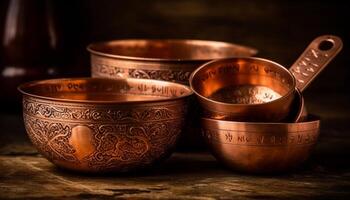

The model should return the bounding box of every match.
[23,97,186,123]
[202,128,319,146]
[92,62,192,84]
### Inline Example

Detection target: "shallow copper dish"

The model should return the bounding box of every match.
[190,35,342,122]
[18,78,192,173]
[201,116,319,173]
[87,39,257,84]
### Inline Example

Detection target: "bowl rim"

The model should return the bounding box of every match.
[18,77,193,104]
[189,56,297,107]
[87,38,258,62]
[201,114,320,126]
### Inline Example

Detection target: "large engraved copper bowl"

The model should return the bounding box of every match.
[88,39,257,150]
[18,78,192,173]
[201,116,320,173]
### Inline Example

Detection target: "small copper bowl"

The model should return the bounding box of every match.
[201,116,320,173]
[190,57,296,122]
[87,39,257,84]
[18,78,192,173]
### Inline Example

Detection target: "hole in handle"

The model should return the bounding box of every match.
[318,40,334,51]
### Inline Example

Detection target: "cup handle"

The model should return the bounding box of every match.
[289,35,343,92]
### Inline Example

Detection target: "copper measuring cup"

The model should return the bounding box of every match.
[190,35,342,122]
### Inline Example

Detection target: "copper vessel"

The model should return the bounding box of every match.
[18,78,192,173]
[190,35,342,122]
[87,39,257,84]
[201,116,320,173]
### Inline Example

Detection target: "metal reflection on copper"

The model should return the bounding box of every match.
[209,85,282,104]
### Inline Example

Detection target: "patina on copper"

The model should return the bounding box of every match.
[190,35,342,122]
[18,78,192,173]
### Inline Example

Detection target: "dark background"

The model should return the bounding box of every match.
[1,0,349,104]
[83,0,349,94]
[0,2,349,198]
[0,0,349,127]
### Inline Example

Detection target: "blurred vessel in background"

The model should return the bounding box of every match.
[0,0,88,112]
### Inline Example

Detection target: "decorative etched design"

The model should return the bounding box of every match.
[24,116,78,163]
[23,97,184,122]
[92,63,192,84]
[202,128,319,146]
[83,121,181,171]
[208,85,282,104]
[22,97,186,172]
[289,35,342,91]
[128,68,191,83]
[290,48,330,91]
[91,63,126,78]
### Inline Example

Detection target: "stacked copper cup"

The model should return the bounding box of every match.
[189,35,342,173]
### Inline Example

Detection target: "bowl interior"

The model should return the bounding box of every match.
[88,39,257,61]
[190,57,295,105]
[18,78,193,103]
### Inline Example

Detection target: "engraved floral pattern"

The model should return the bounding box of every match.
[24,116,78,163]
[23,97,187,172]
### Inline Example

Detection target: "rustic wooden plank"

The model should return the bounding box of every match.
[1,150,350,200]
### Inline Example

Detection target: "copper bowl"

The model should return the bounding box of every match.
[201,116,320,173]
[87,39,257,84]
[18,78,192,173]
[190,57,296,122]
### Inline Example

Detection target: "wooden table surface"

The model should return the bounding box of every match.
[1,93,350,200]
